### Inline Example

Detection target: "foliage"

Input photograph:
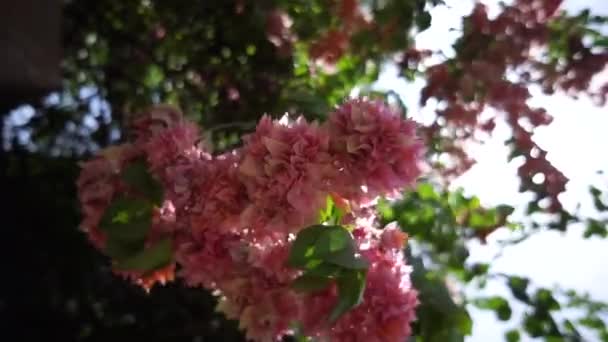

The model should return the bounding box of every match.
[288,224,368,322]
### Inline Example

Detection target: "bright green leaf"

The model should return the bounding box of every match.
[418,183,438,200]
[289,225,368,272]
[329,269,367,323]
[315,226,351,257]
[579,317,606,330]
[288,225,326,268]
[473,296,512,320]
[469,210,498,229]
[318,195,345,225]
[457,310,473,336]
[468,196,481,210]
[376,198,394,221]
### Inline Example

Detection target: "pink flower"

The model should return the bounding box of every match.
[326,244,418,342]
[77,102,424,341]
[142,121,201,171]
[297,224,418,342]
[176,229,248,288]
[130,105,187,142]
[328,98,424,200]
[129,105,203,172]
[239,115,334,238]
[189,151,248,234]
[238,289,301,341]
[246,238,298,283]
[380,222,409,250]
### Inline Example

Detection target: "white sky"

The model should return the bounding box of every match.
[375,0,608,340]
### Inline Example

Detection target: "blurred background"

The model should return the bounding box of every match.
[2,0,607,341]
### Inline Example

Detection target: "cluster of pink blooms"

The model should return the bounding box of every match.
[77,99,424,341]
[414,0,603,213]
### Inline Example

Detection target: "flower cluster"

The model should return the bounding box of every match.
[415,0,604,213]
[77,99,423,341]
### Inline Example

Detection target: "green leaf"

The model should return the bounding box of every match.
[508,276,530,303]
[579,317,606,330]
[99,196,152,242]
[594,37,608,48]
[291,274,333,292]
[416,11,432,31]
[121,159,164,204]
[523,316,542,337]
[325,248,369,270]
[105,238,144,260]
[418,183,438,200]
[315,226,351,257]
[288,225,326,268]
[468,196,481,210]
[144,64,165,88]
[456,310,473,336]
[473,296,512,321]
[469,210,498,229]
[305,262,342,277]
[563,319,582,338]
[376,198,394,221]
[590,186,607,211]
[505,330,520,342]
[115,238,173,272]
[534,288,560,311]
[329,269,367,323]
[288,225,367,271]
[318,195,345,225]
[496,205,515,217]
[584,219,607,238]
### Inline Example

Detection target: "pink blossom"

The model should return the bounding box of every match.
[142,121,201,171]
[130,105,187,142]
[380,222,409,250]
[328,243,418,341]
[239,115,334,238]
[298,227,418,342]
[76,102,424,341]
[328,98,424,200]
[175,229,248,288]
[189,151,248,234]
[238,289,301,341]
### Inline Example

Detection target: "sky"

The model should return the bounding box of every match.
[375,0,608,340]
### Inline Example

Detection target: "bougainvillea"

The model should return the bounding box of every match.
[414,0,607,214]
[76,98,423,341]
